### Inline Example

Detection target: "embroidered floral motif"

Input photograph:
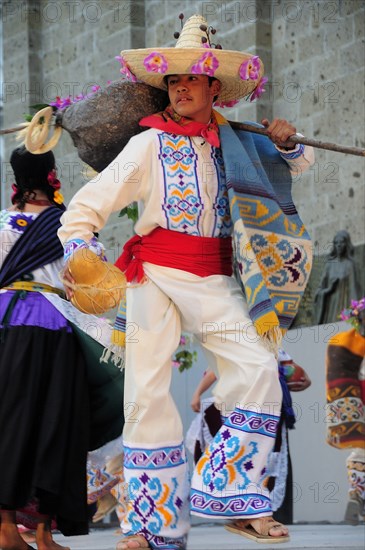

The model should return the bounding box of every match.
[126,473,182,534]
[144,52,168,74]
[190,407,279,519]
[197,429,259,492]
[8,212,34,232]
[239,55,261,81]
[115,55,138,82]
[158,134,203,235]
[191,51,219,77]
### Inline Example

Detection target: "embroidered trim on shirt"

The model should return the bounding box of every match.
[158,133,202,235]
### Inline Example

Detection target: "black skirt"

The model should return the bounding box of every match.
[0,317,90,535]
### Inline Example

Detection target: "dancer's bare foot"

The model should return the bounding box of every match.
[0,510,33,549]
[116,534,150,548]
[20,530,36,544]
[36,542,70,550]
[35,520,70,550]
[0,532,33,549]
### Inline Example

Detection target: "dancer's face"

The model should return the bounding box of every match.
[167,74,221,123]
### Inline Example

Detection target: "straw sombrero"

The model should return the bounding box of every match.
[119,14,265,104]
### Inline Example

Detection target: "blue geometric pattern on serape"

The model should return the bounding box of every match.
[251,233,310,288]
[124,444,186,470]
[210,146,232,238]
[230,193,308,237]
[190,490,271,517]
[158,133,202,235]
[218,119,313,332]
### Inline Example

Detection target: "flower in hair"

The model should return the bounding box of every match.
[47,169,64,204]
[47,169,61,190]
[11,183,19,204]
[53,190,64,205]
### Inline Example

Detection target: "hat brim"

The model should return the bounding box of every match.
[120,47,264,103]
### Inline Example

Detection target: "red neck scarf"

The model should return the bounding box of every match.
[139,105,220,147]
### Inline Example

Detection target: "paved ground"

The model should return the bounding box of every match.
[53,522,365,550]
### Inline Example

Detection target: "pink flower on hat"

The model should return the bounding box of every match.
[143,52,168,74]
[191,51,219,77]
[250,76,268,101]
[115,55,138,82]
[239,55,261,81]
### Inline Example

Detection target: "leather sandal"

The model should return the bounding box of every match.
[225,517,290,543]
[92,492,118,523]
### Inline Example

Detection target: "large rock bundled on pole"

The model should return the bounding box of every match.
[58,81,169,172]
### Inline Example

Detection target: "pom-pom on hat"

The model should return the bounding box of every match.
[119,14,266,104]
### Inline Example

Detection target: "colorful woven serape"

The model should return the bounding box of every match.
[326,329,365,449]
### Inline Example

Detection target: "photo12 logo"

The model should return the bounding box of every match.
[1,2,138,24]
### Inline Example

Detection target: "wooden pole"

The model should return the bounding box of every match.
[1,121,365,157]
[228,121,365,157]
[0,124,28,135]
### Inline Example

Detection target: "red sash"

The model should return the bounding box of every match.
[115,227,232,282]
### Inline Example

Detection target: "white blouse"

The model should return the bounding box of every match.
[58,128,314,249]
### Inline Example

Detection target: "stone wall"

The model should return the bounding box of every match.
[1,0,364,312]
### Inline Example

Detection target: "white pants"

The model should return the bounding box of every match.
[122,264,282,543]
